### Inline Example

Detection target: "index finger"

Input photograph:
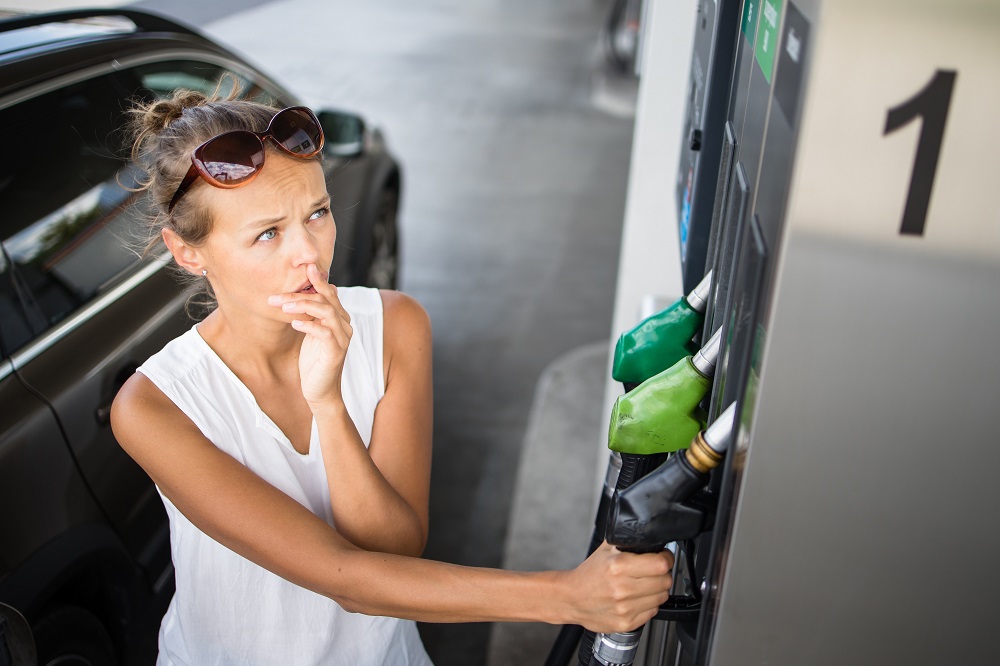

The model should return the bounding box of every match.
[611,546,675,576]
[306,264,351,324]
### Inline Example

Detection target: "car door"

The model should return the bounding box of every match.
[0,67,196,587]
[0,246,109,603]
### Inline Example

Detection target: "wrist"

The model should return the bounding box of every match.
[308,398,348,421]
[538,569,579,626]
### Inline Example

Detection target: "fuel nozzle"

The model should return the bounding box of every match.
[606,402,736,552]
[589,404,737,666]
[608,327,723,456]
[612,271,713,386]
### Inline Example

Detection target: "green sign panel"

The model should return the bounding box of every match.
[754,0,782,84]
[741,0,760,43]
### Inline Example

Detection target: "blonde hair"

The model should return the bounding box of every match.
[127,87,280,254]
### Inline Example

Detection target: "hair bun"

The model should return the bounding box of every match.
[141,89,208,133]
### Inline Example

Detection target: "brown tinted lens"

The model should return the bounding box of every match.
[198,131,265,185]
[270,108,324,156]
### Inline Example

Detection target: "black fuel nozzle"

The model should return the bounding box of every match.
[588,404,737,666]
[606,401,735,551]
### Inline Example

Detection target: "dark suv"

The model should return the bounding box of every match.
[0,9,401,664]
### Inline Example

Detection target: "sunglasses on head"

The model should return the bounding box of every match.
[167,106,325,212]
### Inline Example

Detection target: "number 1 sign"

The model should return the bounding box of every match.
[784,1,1000,258]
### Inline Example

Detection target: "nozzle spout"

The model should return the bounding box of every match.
[685,270,713,314]
[703,402,737,455]
[691,327,723,378]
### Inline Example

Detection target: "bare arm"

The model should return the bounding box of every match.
[274,268,431,556]
[111,374,672,632]
[311,290,432,556]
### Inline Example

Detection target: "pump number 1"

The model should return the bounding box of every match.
[882,69,957,237]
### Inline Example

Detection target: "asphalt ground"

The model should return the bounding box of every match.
[14,0,638,662]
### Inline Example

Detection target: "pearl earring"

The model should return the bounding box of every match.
[202,269,207,277]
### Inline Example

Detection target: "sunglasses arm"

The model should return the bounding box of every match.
[168,163,201,212]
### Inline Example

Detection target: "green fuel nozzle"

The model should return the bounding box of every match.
[611,271,713,387]
[607,326,722,456]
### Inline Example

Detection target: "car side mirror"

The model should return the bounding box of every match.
[317,109,365,158]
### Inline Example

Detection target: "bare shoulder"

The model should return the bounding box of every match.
[379,290,431,345]
[379,289,429,328]
[111,372,199,456]
[378,290,431,378]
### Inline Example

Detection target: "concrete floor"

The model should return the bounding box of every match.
[485,342,609,665]
[126,0,637,663]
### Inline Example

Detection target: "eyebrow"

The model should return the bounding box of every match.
[242,195,331,230]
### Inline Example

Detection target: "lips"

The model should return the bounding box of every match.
[293,271,328,294]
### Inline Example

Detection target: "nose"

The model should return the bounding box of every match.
[286,222,322,267]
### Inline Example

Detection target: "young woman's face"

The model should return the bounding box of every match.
[195,152,335,325]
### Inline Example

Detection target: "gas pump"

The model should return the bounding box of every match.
[606,0,1000,663]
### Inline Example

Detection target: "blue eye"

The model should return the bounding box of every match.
[256,227,278,242]
[310,207,330,221]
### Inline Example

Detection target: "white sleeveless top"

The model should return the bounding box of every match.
[137,287,432,666]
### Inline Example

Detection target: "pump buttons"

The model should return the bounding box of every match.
[689,128,703,151]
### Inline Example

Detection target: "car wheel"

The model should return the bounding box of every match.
[32,605,118,666]
[365,187,399,290]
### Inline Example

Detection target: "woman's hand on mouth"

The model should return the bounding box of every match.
[267,263,352,410]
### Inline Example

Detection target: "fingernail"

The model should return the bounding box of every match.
[282,302,295,311]
[267,295,282,305]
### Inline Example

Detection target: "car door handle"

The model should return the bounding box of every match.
[95,403,113,426]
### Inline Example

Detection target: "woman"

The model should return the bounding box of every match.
[111,89,674,665]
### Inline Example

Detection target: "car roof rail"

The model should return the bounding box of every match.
[0,8,198,38]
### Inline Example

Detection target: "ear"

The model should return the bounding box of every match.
[162,227,206,276]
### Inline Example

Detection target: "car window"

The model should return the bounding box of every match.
[0,72,144,353]
[0,59,279,355]
[0,244,38,356]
